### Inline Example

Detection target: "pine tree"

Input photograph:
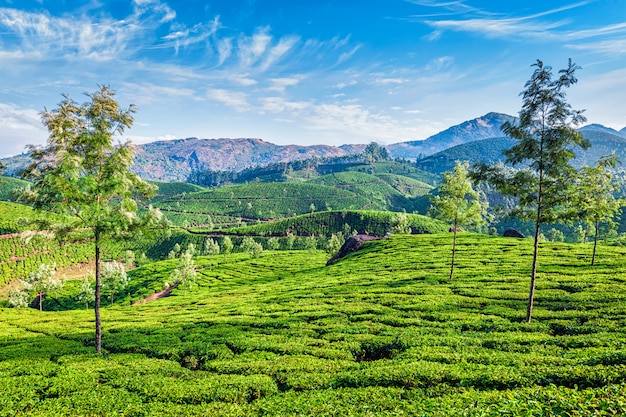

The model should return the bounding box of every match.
[471,60,589,322]
[17,85,169,352]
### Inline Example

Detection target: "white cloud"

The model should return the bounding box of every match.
[228,74,258,86]
[122,83,197,104]
[207,89,250,111]
[238,27,272,67]
[0,103,47,156]
[259,35,299,71]
[268,77,301,93]
[304,103,423,141]
[568,38,626,55]
[259,97,309,114]
[217,37,233,66]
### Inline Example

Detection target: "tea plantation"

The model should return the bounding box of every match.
[2,233,626,416]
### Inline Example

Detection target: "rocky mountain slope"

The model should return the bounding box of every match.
[2,112,623,182]
[387,112,516,160]
[131,137,363,182]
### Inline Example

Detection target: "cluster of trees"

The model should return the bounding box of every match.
[432,60,623,322]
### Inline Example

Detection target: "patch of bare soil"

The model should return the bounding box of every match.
[133,283,180,305]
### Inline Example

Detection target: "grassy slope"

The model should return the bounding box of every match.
[150,181,207,196]
[0,176,29,201]
[151,182,373,224]
[2,234,626,415]
[200,210,448,237]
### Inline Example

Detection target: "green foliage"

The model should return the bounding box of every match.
[101,261,129,304]
[3,235,626,415]
[152,182,373,226]
[76,277,95,310]
[430,161,487,279]
[16,85,169,352]
[326,233,343,254]
[169,247,197,296]
[197,210,447,238]
[222,235,234,255]
[0,175,29,201]
[150,181,206,196]
[17,263,63,311]
[575,154,624,265]
[471,60,589,323]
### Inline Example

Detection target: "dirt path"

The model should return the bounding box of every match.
[133,283,180,305]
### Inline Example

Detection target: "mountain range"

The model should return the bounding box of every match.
[1,112,624,182]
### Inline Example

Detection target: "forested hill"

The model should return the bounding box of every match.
[416,127,626,174]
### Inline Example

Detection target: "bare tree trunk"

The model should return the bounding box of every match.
[592,220,599,266]
[527,170,543,324]
[450,219,457,280]
[95,231,102,354]
[39,293,43,311]
[526,220,541,323]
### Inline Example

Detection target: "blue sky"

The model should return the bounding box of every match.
[1,0,625,157]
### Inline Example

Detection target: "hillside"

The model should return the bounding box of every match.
[151,182,374,228]
[193,210,447,237]
[3,234,626,415]
[416,128,626,174]
[0,175,29,201]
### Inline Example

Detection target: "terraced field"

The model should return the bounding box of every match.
[2,234,626,416]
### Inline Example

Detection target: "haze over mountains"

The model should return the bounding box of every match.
[2,112,625,182]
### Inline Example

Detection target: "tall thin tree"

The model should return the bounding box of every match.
[430,161,487,280]
[576,154,623,265]
[471,60,589,322]
[18,85,167,352]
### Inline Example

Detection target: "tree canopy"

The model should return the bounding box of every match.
[18,85,168,352]
[471,59,588,322]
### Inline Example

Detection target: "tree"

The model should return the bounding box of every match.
[575,154,623,265]
[222,236,234,256]
[304,235,317,251]
[363,142,390,163]
[471,60,588,323]
[77,277,95,310]
[17,85,167,352]
[326,233,343,255]
[170,247,197,296]
[101,261,129,304]
[266,237,279,251]
[390,212,411,234]
[202,237,220,269]
[430,161,486,280]
[18,263,63,311]
[123,250,136,269]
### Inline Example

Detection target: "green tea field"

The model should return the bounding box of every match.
[2,234,626,416]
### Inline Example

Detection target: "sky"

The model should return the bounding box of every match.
[1,0,625,158]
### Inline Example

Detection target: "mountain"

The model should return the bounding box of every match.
[128,137,361,182]
[416,128,626,174]
[388,112,516,160]
[2,113,623,182]
[579,124,624,137]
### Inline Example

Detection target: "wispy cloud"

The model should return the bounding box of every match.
[0,103,47,154]
[207,88,250,111]
[259,97,309,114]
[268,77,301,93]
[568,38,626,55]
[418,2,594,41]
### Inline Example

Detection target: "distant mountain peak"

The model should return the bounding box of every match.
[579,124,623,137]
[388,112,515,160]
